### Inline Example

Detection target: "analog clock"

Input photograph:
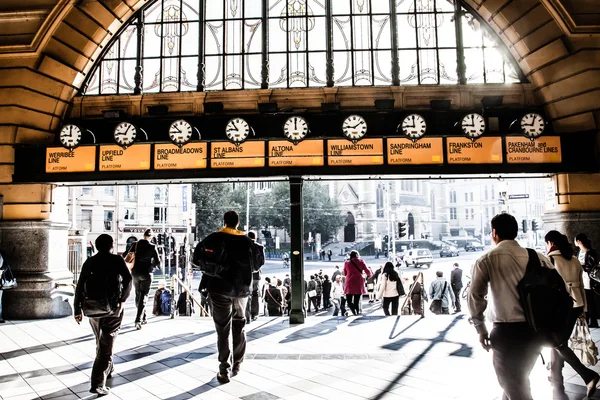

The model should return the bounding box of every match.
[461,113,486,139]
[225,118,251,144]
[113,122,137,148]
[59,124,82,150]
[342,115,367,142]
[169,119,193,147]
[400,114,427,141]
[283,116,308,144]
[520,113,545,139]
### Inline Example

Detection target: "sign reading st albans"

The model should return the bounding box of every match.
[447,137,503,164]
[505,137,561,163]
[99,144,151,171]
[327,138,384,166]
[154,143,207,170]
[387,138,444,165]
[46,147,96,173]
[269,140,324,167]
[211,141,265,168]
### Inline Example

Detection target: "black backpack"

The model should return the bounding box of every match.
[82,265,121,318]
[192,236,226,278]
[517,249,574,347]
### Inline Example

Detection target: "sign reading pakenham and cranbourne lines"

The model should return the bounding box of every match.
[387,138,444,165]
[46,146,95,173]
[327,138,384,166]
[210,141,265,168]
[446,137,503,164]
[269,140,324,167]
[154,143,207,170]
[99,144,151,171]
[505,136,561,163]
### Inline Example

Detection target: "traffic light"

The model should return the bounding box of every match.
[521,219,528,233]
[261,230,272,238]
[383,235,389,244]
[398,222,407,238]
[532,220,539,232]
[157,233,164,246]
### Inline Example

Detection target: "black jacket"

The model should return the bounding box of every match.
[124,239,160,275]
[196,228,261,297]
[252,241,265,281]
[451,268,463,290]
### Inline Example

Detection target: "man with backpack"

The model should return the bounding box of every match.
[74,234,132,397]
[193,211,261,384]
[467,214,555,400]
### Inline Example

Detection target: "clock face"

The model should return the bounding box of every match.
[342,115,367,141]
[225,118,250,144]
[283,116,308,143]
[461,113,486,139]
[520,113,545,139]
[59,124,82,149]
[401,114,427,140]
[113,122,137,148]
[169,119,193,147]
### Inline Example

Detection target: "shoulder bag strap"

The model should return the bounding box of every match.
[350,259,363,274]
[266,287,284,308]
[439,281,447,300]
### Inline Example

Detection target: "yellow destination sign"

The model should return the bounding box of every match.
[154,143,207,170]
[211,141,265,168]
[387,138,444,165]
[446,137,503,164]
[99,144,151,171]
[269,140,324,167]
[327,139,384,166]
[46,147,95,173]
[505,136,562,164]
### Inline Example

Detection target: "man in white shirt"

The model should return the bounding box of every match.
[468,213,554,400]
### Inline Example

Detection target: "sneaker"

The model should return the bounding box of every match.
[90,386,111,396]
[216,372,230,384]
[232,363,241,377]
[0,320,5,323]
[141,319,147,325]
[135,323,142,330]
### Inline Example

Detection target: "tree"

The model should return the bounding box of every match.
[192,183,235,239]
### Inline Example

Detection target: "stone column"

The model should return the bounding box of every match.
[0,220,74,319]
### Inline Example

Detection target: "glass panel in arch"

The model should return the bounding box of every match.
[464,48,484,83]
[100,60,118,94]
[484,48,505,83]
[268,0,285,18]
[225,0,244,19]
[244,54,262,88]
[144,1,163,23]
[224,54,243,89]
[397,15,417,49]
[418,49,438,84]
[308,0,326,16]
[269,18,287,52]
[85,68,100,95]
[142,58,161,93]
[396,0,415,14]
[372,0,390,14]
[351,0,370,14]
[333,51,352,86]
[120,25,138,59]
[180,56,198,90]
[332,0,351,15]
[245,19,262,53]
[245,0,262,18]
[119,59,137,93]
[206,1,224,19]
[353,50,373,85]
[332,15,351,51]
[225,19,243,54]
[182,22,199,56]
[307,16,327,52]
[288,52,308,87]
[372,15,391,50]
[438,49,457,83]
[182,0,201,20]
[144,24,162,58]
[436,12,455,48]
[373,50,392,84]
[205,21,223,56]
[268,53,288,88]
[308,51,327,86]
[287,18,308,52]
[461,14,483,48]
[437,0,454,12]
[352,15,372,51]
[504,62,520,83]
[415,13,437,49]
[205,55,224,90]
[161,57,180,91]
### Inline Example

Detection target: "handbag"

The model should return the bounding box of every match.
[396,279,406,296]
[570,317,599,366]
[0,265,17,290]
[308,289,317,298]
[429,281,447,315]
[124,242,136,270]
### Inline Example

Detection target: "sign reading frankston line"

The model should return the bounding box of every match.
[327,139,384,166]
[387,138,444,165]
[505,136,562,164]
[210,141,265,168]
[154,143,207,170]
[269,140,324,167]
[46,146,95,173]
[99,144,151,171]
[446,137,503,164]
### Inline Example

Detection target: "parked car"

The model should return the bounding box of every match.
[464,241,485,252]
[403,249,434,268]
[440,246,460,257]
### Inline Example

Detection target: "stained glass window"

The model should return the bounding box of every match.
[83,0,524,95]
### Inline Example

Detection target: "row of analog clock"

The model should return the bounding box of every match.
[58,113,546,149]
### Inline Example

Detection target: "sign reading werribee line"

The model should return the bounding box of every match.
[505,136,561,163]
[387,138,444,165]
[154,143,207,170]
[210,141,265,168]
[327,139,384,166]
[46,147,95,173]
[99,144,151,171]
[269,140,324,167]
[447,137,503,164]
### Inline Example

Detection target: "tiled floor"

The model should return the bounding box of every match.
[1,303,600,400]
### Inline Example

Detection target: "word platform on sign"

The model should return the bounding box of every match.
[154,143,207,170]
[46,147,95,173]
[210,141,265,168]
[387,138,444,165]
[446,137,503,164]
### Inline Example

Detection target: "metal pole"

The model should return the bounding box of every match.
[261,0,269,89]
[246,182,250,232]
[454,0,467,85]
[289,176,305,324]
[325,0,334,87]
[389,0,400,86]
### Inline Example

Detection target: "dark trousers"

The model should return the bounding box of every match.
[323,293,331,309]
[133,273,153,323]
[490,322,542,400]
[452,286,462,311]
[346,294,361,315]
[89,311,123,389]
[307,296,318,312]
[210,293,248,374]
[382,296,399,315]
[551,306,597,386]
[316,293,322,309]
[340,296,347,315]
[0,289,3,320]
[585,289,599,327]
[251,280,260,318]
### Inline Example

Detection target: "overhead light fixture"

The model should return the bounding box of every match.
[321,102,340,113]
[258,102,278,114]
[481,95,503,108]
[102,109,125,119]
[147,105,169,115]
[204,102,224,113]
[430,100,452,110]
[374,99,395,111]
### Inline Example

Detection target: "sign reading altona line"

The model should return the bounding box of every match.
[210,141,265,168]
[447,137,503,164]
[268,140,324,167]
[327,139,384,166]
[387,138,444,165]
[154,143,207,170]
[99,144,151,171]
[46,146,95,173]
[505,136,562,164]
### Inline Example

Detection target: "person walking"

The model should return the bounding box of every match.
[575,233,600,328]
[331,274,344,316]
[321,275,332,309]
[429,271,455,315]
[328,249,332,261]
[409,275,425,317]
[545,230,600,395]
[315,273,323,310]
[74,234,132,396]
[193,211,261,383]
[450,263,463,313]
[377,262,401,316]
[306,275,318,313]
[332,266,341,281]
[123,228,160,330]
[343,251,371,316]
[247,231,264,322]
[468,213,555,400]
[265,279,283,316]
[366,267,376,303]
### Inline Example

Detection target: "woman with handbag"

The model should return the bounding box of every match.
[343,251,371,316]
[575,233,600,328]
[376,262,402,315]
[545,231,600,395]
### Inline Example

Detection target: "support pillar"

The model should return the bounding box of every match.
[289,176,305,324]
